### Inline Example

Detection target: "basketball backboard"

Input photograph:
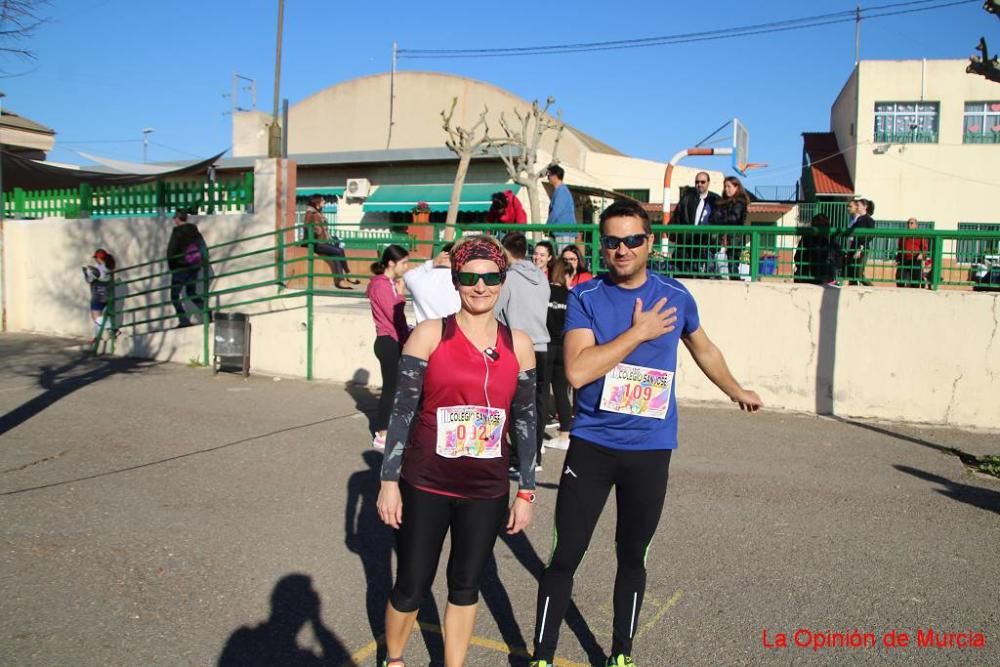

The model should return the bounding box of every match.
[733,118,749,176]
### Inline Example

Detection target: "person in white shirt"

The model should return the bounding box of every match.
[403,242,460,323]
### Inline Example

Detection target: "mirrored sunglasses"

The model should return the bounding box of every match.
[600,234,648,250]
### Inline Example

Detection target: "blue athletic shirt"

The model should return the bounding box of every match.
[565,273,700,450]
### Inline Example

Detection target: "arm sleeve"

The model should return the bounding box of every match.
[380,355,428,482]
[511,368,538,490]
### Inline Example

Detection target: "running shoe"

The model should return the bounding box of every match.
[528,661,551,667]
[606,654,636,666]
[372,433,386,450]
[382,659,405,667]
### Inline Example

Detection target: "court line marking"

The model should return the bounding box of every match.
[343,621,589,667]
[634,590,683,640]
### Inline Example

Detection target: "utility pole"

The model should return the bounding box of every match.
[855,4,862,66]
[268,0,285,158]
[387,41,397,149]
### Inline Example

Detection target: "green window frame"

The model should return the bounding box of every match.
[874,102,939,144]
[962,102,1000,144]
[956,223,1000,263]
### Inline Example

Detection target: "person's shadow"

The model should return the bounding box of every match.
[345,450,444,665]
[217,573,350,667]
[344,369,378,436]
[479,528,605,666]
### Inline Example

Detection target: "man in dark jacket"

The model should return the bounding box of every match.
[166,209,210,327]
[670,172,720,278]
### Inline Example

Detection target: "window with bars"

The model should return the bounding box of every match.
[615,189,650,203]
[874,102,939,143]
[956,223,1000,263]
[963,102,1000,144]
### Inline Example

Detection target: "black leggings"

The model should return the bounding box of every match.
[534,438,672,661]
[544,343,573,431]
[390,479,509,611]
[374,336,401,432]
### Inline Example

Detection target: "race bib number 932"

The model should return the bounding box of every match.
[436,405,506,459]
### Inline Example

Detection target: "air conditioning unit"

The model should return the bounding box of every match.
[345,178,371,199]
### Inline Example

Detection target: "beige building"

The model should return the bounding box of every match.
[0,109,55,160]
[805,59,999,237]
[229,71,722,222]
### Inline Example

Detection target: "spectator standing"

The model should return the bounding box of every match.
[794,214,840,285]
[843,196,875,286]
[303,195,359,290]
[403,242,460,323]
[496,232,551,472]
[710,176,750,279]
[533,240,555,278]
[166,210,210,328]
[544,258,574,450]
[83,248,116,343]
[545,165,576,249]
[670,172,720,278]
[896,218,929,288]
[560,245,594,288]
[366,245,411,450]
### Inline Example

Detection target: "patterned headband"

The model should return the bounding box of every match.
[451,238,508,283]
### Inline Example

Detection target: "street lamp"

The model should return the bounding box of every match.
[142,127,155,162]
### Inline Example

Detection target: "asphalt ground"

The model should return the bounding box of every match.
[0,333,997,667]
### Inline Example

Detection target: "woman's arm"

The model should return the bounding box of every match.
[376,320,441,529]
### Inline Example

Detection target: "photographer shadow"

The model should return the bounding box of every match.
[346,450,444,665]
[217,573,349,667]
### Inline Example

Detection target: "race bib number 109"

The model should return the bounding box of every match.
[436,405,506,459]
[599,363,674,420]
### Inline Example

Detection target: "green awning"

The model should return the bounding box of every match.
[363,183,518,213]
[296,186,346,198]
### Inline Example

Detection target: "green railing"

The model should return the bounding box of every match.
[91,221,1000,380]
[3,173,254,219]
[874,131,938,144]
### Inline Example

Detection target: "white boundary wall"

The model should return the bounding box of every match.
[2,164,997,429]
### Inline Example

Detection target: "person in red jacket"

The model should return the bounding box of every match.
[896,218,929,288]
[486,190,527,224]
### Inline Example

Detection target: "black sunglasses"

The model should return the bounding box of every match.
[456,271,504,287]
[600,234,649,250]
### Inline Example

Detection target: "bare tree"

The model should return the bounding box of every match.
[441,97,491,241]
[485,97,565,224]
[0,0,50,69]
[967,0,1000,84]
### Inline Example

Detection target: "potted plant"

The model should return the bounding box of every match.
[411,200,431,223]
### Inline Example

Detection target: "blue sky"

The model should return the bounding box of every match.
[2,0,990,194]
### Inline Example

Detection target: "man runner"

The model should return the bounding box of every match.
[530,200,763,667]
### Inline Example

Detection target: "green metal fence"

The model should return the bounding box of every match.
[3,173,254,219]
[91,220,1000,380]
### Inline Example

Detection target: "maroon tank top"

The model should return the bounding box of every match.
[402,316,519,499]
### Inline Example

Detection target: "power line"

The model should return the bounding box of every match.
[398,0,977,59]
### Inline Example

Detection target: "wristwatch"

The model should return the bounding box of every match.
[516,490,536,504]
